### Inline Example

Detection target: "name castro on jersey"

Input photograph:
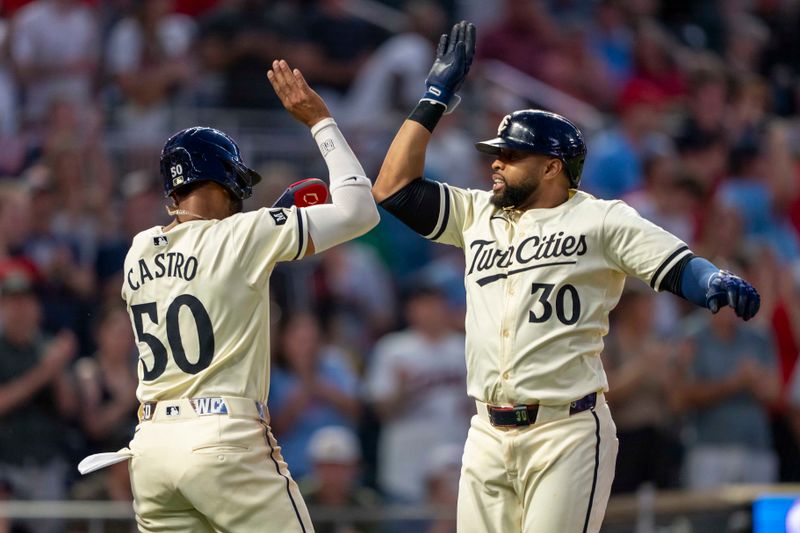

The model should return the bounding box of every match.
[127,252,199,291]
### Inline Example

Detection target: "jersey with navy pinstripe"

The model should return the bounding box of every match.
[122,206,309,403]
[411,183,690,404]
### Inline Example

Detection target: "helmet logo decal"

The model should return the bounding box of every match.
[170,164,185,186]
[498,114,511,136]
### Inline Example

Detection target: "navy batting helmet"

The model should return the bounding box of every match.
[475,110,587,188]
[160,127,262,200]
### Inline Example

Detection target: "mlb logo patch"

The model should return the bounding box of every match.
[269,209,288,226]
[165,405,181,417]
[319,139,336,156]
[153,235,168,246]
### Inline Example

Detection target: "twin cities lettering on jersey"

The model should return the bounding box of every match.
[468,232,588,286]
[127,252,199,291]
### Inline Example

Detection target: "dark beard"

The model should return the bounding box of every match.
[490,180,538,209]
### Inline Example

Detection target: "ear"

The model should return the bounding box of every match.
[543,159,564,181]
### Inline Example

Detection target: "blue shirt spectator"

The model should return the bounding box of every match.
[268,313,360,480]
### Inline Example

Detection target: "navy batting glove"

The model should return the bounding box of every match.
[422,20,476,112]
[705,270,761,321]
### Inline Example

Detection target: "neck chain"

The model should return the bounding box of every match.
[165,206,207,221]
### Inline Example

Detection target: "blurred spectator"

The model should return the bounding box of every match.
[587,0,634,89]
[105,0,195,154]
[302,426,380,533]
[195,0,284,109]
[315,242,397,354]
[679,278,781,490]
[0,21,24,175]
[269,312,361,480]
[683,67,728,140]
[342,0,445,133]
[717,134,800,262]
[72,304,137,501]
[424,444,461,533]
[21,164,97,346]
[604,280,683,493]
[292,0,383,100]
[581,79,669,199]
[0,259,78,533]
[0,183,33,257]
[624,143,701,334]
[723,12,769,76]
[364,282,471,503]
[94,170,166,305]
[629,18,687,100]
[476,0,559,81]
[9,0,99,126]
[674,123,729,199]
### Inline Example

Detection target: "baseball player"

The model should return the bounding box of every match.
[81,60,378,532]
[371,21,760,533]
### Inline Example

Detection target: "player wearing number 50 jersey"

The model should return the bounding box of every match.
[373,21,760,533]
[111,60,377,533]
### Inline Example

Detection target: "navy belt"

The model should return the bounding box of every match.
[486,392,597,428]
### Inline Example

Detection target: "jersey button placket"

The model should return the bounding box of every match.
[500,283,517,398]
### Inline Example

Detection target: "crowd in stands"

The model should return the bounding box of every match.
[0,0,800,531]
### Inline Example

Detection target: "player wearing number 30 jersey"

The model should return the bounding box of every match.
[83,60,379,533]
[373,21,760,533]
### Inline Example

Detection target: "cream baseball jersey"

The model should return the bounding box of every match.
[121,206,308,403]
[422,185,690,405]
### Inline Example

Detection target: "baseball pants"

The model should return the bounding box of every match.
[457,394,618,533]
[128,397,313,533]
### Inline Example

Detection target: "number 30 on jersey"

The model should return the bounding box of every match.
[529,282,581,325]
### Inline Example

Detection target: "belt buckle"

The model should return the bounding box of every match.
[512,405,532,426]
[488,405,532,427]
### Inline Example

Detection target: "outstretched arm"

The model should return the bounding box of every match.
[268,60,379,256]
[660,255,760,321]
[373,21,476,202]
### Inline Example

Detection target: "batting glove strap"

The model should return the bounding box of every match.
[705,270,761,321]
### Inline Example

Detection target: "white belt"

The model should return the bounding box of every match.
[138,396,268,422]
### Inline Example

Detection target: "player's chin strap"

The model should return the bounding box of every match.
[165,205,207,221]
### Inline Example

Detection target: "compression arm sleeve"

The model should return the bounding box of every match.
[379,177,443,236]
[304,118,379,253]
[658,255,719,308]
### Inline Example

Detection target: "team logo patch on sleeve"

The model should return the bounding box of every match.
[269,209,288,225]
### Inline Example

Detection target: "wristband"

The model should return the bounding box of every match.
[409,100,446,133]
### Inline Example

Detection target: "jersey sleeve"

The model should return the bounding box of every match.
[229,207,310,288]
[425,183,478,248]
[380,178,478,249]
[602,200,692,290]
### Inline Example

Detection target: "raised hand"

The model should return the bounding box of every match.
[705,270,761,321]
[422,20,476,111]
[267,59,331,128]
